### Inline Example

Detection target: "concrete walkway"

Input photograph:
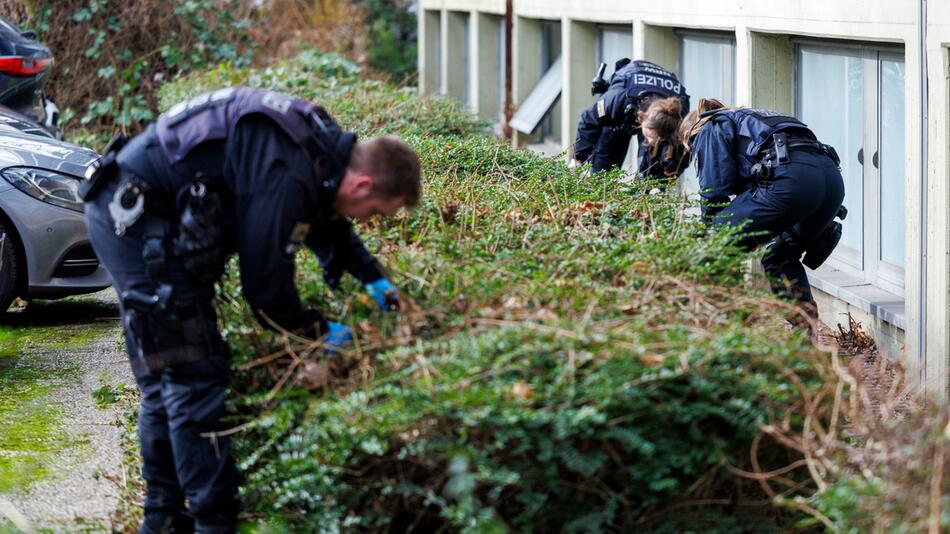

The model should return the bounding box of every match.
[0,294,133,533]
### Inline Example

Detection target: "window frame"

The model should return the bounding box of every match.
[793,40,906,297]
[538,20,562,144]
[874,50,907,290]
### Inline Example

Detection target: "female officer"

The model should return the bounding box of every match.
[638,96,691,185]
[680,98,846,328]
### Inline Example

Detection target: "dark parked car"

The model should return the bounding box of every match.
[0,106,110,310]
[0,16,59,137]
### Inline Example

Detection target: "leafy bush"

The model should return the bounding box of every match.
[803,325,950,533]
[158,53,487,140]
[4,0,257,132]
[0,0,413,135]
[355,0,417,81]
[163,55,839,531]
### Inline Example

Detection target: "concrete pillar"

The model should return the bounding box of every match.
[748,31,793,113]
[419,9,441,95]
[923,44,949,394]
[637,22,678,72]
[734,25,751,105]
[563,18,597,155]
[513,16,542,147]
[473,12,504,120]
[445,11,469,103]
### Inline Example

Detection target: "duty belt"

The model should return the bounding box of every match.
[752,132,840,180]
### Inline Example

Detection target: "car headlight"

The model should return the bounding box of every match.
[1,166,83,213]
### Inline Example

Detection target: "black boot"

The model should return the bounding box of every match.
[140,508,194,534]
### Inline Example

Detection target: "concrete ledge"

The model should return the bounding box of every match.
[525,141,567,157]
[807,264,906,330]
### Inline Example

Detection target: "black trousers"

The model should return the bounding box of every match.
[712,150,845,304]
[85,154,239,533]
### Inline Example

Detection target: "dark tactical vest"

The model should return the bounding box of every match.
[155,87,355,192]
[706,108,813,159]
[610,60,690,113]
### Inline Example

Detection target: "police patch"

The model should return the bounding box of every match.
[262,91,293,114]
[284,222,311,255]
[597,99,606,118]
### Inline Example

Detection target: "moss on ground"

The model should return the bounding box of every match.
[0,314,114,493]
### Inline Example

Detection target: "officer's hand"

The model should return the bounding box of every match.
[365,278,400,311]
[323,321,353,353]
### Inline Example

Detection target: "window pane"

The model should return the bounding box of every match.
[599,28,632,77]
[678,34,736,192]
[680,36,734,105]
[540,21,561,142]
[510,57,562,134]
[798,49,864,258]
[879,58,905,267]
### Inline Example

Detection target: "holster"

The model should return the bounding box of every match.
[124,296,225,375]
[802,221,843,270]
[173,179,225,285]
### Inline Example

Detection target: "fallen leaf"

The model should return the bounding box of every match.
[511,380,533,400]
[296,360,331,389]
[532,308,558,321]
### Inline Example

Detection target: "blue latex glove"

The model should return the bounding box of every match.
[365,278,399,310]
[323,321,353,353]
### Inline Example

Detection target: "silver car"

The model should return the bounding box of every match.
[0,107,110,310]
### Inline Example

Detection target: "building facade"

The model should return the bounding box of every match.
[417,0,950,394]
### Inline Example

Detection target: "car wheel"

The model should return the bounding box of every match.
[0,220,22,311]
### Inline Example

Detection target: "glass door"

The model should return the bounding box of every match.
[796,44,905,296]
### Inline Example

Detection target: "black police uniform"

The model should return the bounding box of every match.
[573,59,690,175]
[691,107,845,305]
[82,88,386,533]
[637,140,691,184]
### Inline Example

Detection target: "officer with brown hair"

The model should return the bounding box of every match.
[81,87,422,533]
[680,98,846,330]
[638,96,691,185]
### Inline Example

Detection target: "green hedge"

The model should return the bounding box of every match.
[159,54,838,532]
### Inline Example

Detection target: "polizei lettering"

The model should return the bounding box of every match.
[632,73,682,94]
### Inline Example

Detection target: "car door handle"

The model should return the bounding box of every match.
[857,147,864,165]
[872,150,879,169]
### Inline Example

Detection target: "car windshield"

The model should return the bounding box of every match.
[0,17,23,34]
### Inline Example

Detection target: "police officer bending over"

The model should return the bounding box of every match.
[638,96,691,183]
[80,87,421,533]
[572,59,690,179]
[681,98,846,331]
